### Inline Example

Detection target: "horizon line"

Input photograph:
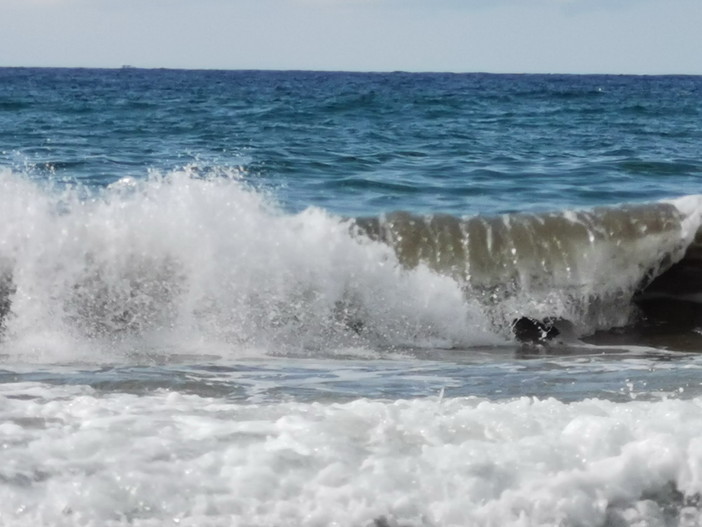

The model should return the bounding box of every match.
[1,65,701,77]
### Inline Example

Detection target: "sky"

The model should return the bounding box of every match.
[1,0,701,74]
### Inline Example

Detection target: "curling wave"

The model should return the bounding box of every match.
[1,168,701,359]
[354,198,702,342]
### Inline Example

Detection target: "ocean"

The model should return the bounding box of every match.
[1,68,702,526]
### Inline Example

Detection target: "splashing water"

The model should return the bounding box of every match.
[0,169,496,362]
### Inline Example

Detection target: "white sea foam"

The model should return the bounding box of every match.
[0,169,498,362]
[3,169,702,362]
[2,383,702,526]
[670,194,702,246]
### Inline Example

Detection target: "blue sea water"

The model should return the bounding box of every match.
[2,68,702,526]
[2,69,701,215]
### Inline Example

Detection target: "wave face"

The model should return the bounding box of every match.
[356,201,701,337]
[1,169,701,359]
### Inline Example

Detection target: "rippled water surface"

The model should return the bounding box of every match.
[2,69,701,215]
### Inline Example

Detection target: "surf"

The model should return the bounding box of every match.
[354,197,702,345]
[1,168,701,360]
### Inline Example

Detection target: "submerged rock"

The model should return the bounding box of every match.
[511,317,561,343]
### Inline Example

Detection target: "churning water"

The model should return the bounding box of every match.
[1,69,702,526]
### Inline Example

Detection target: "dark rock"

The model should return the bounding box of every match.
[511,317,560,343]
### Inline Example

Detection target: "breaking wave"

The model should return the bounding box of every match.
[1,168,701,360]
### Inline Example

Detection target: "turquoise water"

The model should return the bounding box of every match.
[2,69,702,526]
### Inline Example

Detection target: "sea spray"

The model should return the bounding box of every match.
[0,169,494,361]
[2,168,702,362]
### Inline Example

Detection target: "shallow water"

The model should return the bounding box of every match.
[4,358,702,526]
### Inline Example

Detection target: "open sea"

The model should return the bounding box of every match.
[1,68,702,526]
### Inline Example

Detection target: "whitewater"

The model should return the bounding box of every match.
[1,69,702,526]
[4,168,702,526]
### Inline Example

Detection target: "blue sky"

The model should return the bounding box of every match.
[1,0,701,73]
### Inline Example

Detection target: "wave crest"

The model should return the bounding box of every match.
[1,169,701,360]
